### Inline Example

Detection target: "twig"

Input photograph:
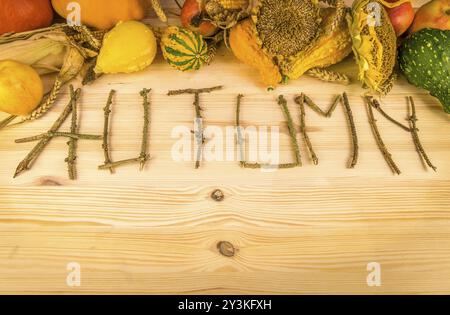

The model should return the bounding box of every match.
[235,94,245,166]
[303,94,340,117]
[365,97,401,175]
[167,86,223,96]
[66,85,79,180]
[15,132,102,143]
[275,163,300,169]
[98,89,154,173]
[100,90,116,174]
[295,94,318,165]
[407,96,437,172]
[342,92,359,169]
[14,85,81,178]
[193,92,203,169]
[241,162,300,169]
[168,86,223,168]
[168,10,181,17]
[293,93,343,166]
[174,0,183,10]
[139,88,152,171]
[98,157,148,170]
[371,98,412,132]
[235,94,301,169]
[278,96,302,167]
[0,115,17,130]
[235,94,243,128]
[234,95,262,169]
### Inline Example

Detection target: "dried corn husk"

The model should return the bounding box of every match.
[0,26,67,75]
[0,24,103,126]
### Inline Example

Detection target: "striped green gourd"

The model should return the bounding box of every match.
[161,26,209,71]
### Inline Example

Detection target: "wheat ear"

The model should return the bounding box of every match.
[21,78,63,122]
[151,0,168,22]
[307,68,350,85]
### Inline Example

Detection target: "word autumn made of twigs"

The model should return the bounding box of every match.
[11,85,436,180]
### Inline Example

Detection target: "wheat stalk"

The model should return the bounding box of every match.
[151,0,168,22]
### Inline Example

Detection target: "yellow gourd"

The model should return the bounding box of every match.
[51,0,147,30]
[0,60,44,116]
[95,21,157,74]
[229,19,282,88]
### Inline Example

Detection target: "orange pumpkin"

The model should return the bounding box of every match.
[0,0,54,36]
[51,0,147,30]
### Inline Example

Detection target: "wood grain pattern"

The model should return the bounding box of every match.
[0,0,449,294]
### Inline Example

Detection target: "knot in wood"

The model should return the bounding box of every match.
[217,241,235,257]
[211,189,225,202]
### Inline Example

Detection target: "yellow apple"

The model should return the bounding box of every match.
[0,60,44,116]
[410,0,450,33]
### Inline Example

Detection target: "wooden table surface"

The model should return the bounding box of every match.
[1,0,449,295]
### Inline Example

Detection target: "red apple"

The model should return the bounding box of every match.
[0,0,54,36]
[181,0,218,37]
[409,0,450,33]
[383,0,415,36]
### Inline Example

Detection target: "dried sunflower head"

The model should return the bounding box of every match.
[347,0,397,95]
[283,7,353,80]
[252,0,321,58]
[229,0,351,88]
